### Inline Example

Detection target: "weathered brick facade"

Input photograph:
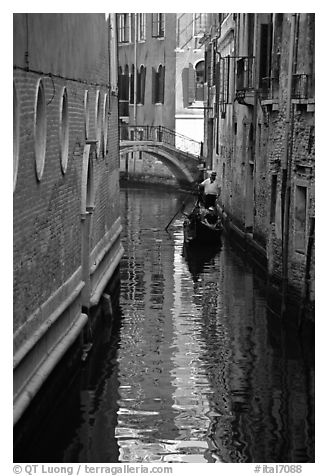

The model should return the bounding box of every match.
[13,13,123,424]
[203,13,315,315]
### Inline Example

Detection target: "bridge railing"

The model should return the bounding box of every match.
[119,124,202,157]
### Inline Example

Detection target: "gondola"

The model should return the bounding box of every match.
[183,200,223,245]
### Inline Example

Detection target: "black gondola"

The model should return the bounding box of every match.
[183,201,223,245]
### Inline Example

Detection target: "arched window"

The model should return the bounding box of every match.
[34,78,47,181]
[152,64,165,104]
[13,81,20,191]
[195,60,205,101]
[137,65,146,104]
[59,87,69,173]
[130,64,135,104]
[187,60,205,104]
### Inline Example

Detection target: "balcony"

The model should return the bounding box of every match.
[292,74,314,100]
[236,57,255,91]
[235,57,255,106]
[260,76,280,110]
[292,73,314,112]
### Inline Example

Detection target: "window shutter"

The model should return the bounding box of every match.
[215,61,220,114]
[188,63,196,104]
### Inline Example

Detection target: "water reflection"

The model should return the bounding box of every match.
[116,187,314,463]
[14,186,314,463]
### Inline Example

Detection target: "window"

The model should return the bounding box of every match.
[59,87,69,173]
[152,13,165,38]
[295,185,307,253]
[118,65,130,117]
[130,65,135,105]
[152,65,165,104]
[117,13,131,43]
[259,21,273,90]
[193,13,207,37]
[137,13,146,41]
[13,81,20,191]
[195,60,205,101]
[34,78,47,181]
[187,60,204,104]
[137,65,146,104]
[215,117,220,155]
[218,56,231,105]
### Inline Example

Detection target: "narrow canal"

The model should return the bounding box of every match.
[15,185,314,463]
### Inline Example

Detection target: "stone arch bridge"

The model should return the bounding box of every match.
[119,125,205,188]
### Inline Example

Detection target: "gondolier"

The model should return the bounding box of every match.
[199,171,221,208]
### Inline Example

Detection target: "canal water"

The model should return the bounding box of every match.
[15,185,314,463]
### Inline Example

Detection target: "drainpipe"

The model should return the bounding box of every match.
[107,15,111,96]
[281,13,296,317]
[134,13,138,125]
[251,14,258,231]
[25,13,30,70]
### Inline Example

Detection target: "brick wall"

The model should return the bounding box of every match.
[13,14,122,420]
[205,13,315,307]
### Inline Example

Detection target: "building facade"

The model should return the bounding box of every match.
[117,13,207,183]
[13,13,123,425]
[202,13,315,315]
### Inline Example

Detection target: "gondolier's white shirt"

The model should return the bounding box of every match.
[201,178,220,195]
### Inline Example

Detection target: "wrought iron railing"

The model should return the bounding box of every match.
[119,125,202,156]
[292,74,314,100]
[236,56,255,92]
[259,76,280,100]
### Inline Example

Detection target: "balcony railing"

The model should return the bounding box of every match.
[259,76,280,100]
[292,74,314,100]
[236,56,255,92]
[119,125,202,156]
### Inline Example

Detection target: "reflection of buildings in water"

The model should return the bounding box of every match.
[169,226,213,461]
[62,319,121,462]
[116,191,179,461]
[201,247,314,462]
[186,246,236,462]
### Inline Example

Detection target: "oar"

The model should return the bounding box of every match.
[165,202,186,231]
[165,182,200,231]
